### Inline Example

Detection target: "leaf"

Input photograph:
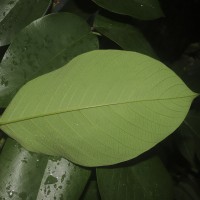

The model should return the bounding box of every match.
[91,0,164,20]
[0,50,197,167]
[0,137,5,150]
[0,12,99,107]
[177,110,200,167]
[36,157,90,200]
[0,0,51,46]
[176,127,198,171]
[175,176,200,200]
[93,14,157,58]
[0,138,48,199]
[184,111,200,139]
[81,180,101,200]
[96,156,173,200]
[172,54,200,93]
[0,138,90,199]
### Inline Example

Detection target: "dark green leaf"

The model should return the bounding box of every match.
[176,127,198,171]
[184,111,200,139]
[177,110,200,166]
[0,138,48,199]
[93,14,157,58]
[175,175,200,200]
[0,137,5,151]
[0,138,91,199]
[92,0,164,20]
[0,0,51,46]
[96,156,173,200]
[172,53,200,93]
[0,12,99,107]
[81,180,101,200]
[37,158,90,200]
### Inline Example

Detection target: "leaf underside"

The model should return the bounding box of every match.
[0,50,197,167]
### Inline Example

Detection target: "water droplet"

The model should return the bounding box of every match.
[140,4,144,7]
[8,190,14,197]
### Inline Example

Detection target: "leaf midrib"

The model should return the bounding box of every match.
[0,94,196,126]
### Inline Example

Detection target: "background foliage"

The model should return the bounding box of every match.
[0,0,200,199]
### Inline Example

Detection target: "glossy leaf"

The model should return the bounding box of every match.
[0,138,90,199]
[0,12,99,107]
[94,14,157,58]
[0,0,51,46]
[36,157,90,200]
[0,50,197,167]
[92,0,164,20]
[96,156,173,200]
[0,138,48,199]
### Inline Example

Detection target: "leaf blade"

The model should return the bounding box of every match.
[96,156,173,200]
[0,138,90,199]
[0,12,99,107]
[36,157,90,200]
[92,0,164,20]
[94,14,157,58]
[0,50,197,166]
[0,0,51,46]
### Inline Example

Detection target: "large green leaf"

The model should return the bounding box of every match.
[0,138,90,199]
[96,156,173,200]
[0,12,99,107]
[0,50,197,167]
[92,0,164,20]
[93,14,157,58]
[0,0,51,46]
